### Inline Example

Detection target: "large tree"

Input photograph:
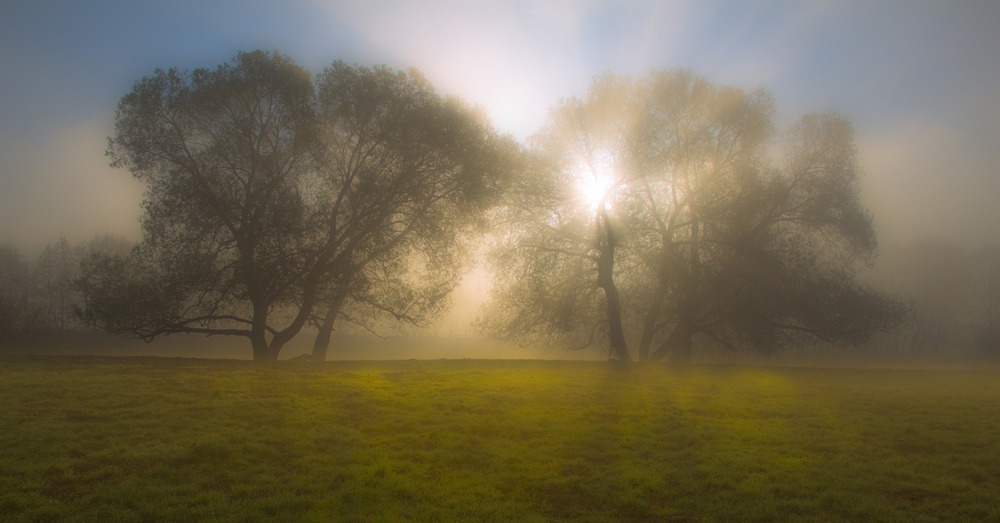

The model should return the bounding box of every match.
[78,51,514,361]
[303,62,517,361]
[484,71,903,362]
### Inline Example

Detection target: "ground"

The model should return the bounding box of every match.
[2,354,999,521]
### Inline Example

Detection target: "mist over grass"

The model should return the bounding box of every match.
[7,330,994,369]
[3,355,999,521]
[2,332,610,361]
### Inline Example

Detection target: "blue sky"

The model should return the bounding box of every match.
[2,0,999,253]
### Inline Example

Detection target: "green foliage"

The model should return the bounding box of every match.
[88,51,518,360]
[486,71,904,361]
[2,355,999,522]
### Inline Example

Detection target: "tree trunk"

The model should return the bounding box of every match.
[311,290,349,362]
[596,209,631,362]
[638,245,672,361]
[251,336,280,362]
[651,218,701,364]
[639,234,673,361]
[250,300,279,362]
[638,285,666,362]
[311,310,336,363]
[601,278,630,361]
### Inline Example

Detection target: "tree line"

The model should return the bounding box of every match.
[869,241,1000,359]
[0,235,131,347]
[56,49,929,362]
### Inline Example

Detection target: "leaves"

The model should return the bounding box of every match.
[87,52,519,359]
[486,71,903,360]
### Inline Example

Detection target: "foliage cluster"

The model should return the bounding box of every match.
[483,71,904,361]
[2,356,999,522]
[75,51,908,362]
[77,51,519,361]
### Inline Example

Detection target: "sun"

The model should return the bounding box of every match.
[579,172,614,211]
[573,149,616,211]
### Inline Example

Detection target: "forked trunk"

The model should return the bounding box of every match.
[251,336,280,362]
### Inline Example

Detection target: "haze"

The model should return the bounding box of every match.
[2,1,999,336]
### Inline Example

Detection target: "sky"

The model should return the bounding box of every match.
[2,0,1000,256]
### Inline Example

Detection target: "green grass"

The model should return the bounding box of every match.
[2,355,999,522]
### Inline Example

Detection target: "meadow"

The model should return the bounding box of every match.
[1,355,999,522]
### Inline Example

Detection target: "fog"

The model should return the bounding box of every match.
[2,1,1000,359]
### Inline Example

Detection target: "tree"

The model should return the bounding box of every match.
[78,51,514,361]
[872,241,1000,358]
[492,75,653,360]
[304,62,517,361]
[484,71,903,362]
[971,245,1000,358]
[0,244,46,345]
[878,240,971,353]
[33,236,81,332]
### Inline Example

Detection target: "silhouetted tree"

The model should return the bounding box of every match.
[971,245,1000,358]
[873,241,1000,358]
[305,63,517,361]
[0,244,46,345]
[82,233,134,258]
[78,51,514,361]
[484,71,903,362]
[484,75,639,360]
[884,241,971,353]
[33,236,80,332]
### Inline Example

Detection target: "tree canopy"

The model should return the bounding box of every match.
[78,51,517,361]
[79,54,902,363]
[483,71,904,362]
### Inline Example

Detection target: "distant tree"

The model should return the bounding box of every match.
[0,244,45,345]
[0,235,134,347]
[874,241,1000,358]
[82,233,134,258]
[971,245,1000,358]
[33,236,80,332]
[887,241,972,353]
[78,51,514,361]
[484,71,903,362]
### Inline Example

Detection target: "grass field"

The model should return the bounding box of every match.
[2,355,999,522]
